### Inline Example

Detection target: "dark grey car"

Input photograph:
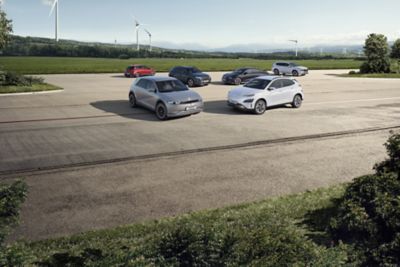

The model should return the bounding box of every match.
[129,76,204,120]
[169,66,211,87]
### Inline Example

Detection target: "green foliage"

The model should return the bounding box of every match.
[0,70,44,86]
[16,186,349,266]
[360,33,391,74]
[330,133,400,266]
[0,7,13,51]
[391,39,400,73]
[0,181,29,266]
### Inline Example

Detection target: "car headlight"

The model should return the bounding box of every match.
[243,94,255,97]
[167,101,180,105]
[243,99,254,103]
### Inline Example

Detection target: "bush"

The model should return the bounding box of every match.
[330,132,400,265]
[118,54,130,60]
[348,70,357,75]
[0,71,44,86]
[360,33,391,74]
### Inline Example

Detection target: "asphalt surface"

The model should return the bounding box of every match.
[1,70,400,241]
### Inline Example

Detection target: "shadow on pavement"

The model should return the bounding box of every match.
[203,100,292,115]
[90,100,159,121]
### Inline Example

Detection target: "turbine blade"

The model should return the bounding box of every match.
[49,0,58,16]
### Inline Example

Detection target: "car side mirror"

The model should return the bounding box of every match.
[268,87,276,91]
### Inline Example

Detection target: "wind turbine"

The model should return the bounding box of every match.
[143,28,152,52]
[289,40,298,57]
[49,0,59,42]
[132,16,148,51]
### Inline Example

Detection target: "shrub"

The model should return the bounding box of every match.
[0,71,44,86]
[348,70,357,75]
[330,133,400,265]
[118,54,130,60]
[361,33,391,74]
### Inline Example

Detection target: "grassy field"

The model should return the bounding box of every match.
[0,83,62,94]
[0,57,362,74]
[340,73,400,78]
[8,185,353,266]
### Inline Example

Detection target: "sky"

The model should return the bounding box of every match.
[1,0,400,51]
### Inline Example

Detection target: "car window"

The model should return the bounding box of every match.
[145,80,157,91]
[270,80,284,89]
[136,79,147,88]
[156,80,188,92]
[282,79,295,87]
[245,79,271,90]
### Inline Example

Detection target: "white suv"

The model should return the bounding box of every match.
[227,76,304,115]
[272,62,308,76]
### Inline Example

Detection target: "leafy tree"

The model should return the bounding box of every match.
[360,33,391,73]
[0,6,13,51]
[391,39,400,73]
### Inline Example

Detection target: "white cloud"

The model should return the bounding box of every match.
[41,0,54,6]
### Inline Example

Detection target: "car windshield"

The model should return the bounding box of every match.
[189,67,201,73]
[156,80,188,93]
[233,68,247,74]
[244,79,271,90]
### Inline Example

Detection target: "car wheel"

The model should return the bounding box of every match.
[187,78,195,87]
[234,77,242,85]
[292,94,302,108]
[292,70,299,76]
[273,69,280,75]
[155,102,168,120]
[254,99,267,115]
[129,93,137,108]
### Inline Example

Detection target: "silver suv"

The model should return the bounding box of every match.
[272,62,308,76]
[129,76,203,120]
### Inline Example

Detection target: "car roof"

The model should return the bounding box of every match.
[254,75,294,80]
[139,76,176,82]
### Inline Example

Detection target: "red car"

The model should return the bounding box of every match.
[124,65,155,78]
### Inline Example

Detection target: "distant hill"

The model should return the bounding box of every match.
[1,35,361,60]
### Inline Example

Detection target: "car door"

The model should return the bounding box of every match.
[144,80,159,110]
[281,63,290,75]
[266,79,285,106]
[281,79,296,103]
[134,79,149,106]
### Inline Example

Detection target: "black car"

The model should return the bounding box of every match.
[222,68,269,85]
[169,66,211,87]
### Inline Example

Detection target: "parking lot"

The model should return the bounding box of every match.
[1,70,400,241]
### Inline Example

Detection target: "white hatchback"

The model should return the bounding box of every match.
[227,76,304,114]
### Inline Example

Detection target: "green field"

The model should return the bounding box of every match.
[0,83,62,94]
[8,185,351,266]
[340,73,400,78]
[0,57,362,74]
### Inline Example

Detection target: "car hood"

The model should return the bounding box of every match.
[193,73,210,78]
[160,90,202,103]
[296,66,308,70]
[229,86,262,97]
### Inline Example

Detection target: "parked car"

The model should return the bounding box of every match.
[272,62,308,76]
[169,66,211,87]
[227,76,304,115]
[129,76,203,120]
[125,65,155,78]
[222,68,270,85]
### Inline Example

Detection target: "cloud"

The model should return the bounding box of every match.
[42,0,54,6]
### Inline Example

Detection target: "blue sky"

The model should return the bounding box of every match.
[1,0,400,50]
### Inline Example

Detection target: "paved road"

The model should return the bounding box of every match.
[1,70,399,241]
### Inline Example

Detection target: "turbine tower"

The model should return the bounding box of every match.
[144,28,152,52]
[49,0,59,42]
[289,40,298,57]
[132,16,147,51]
